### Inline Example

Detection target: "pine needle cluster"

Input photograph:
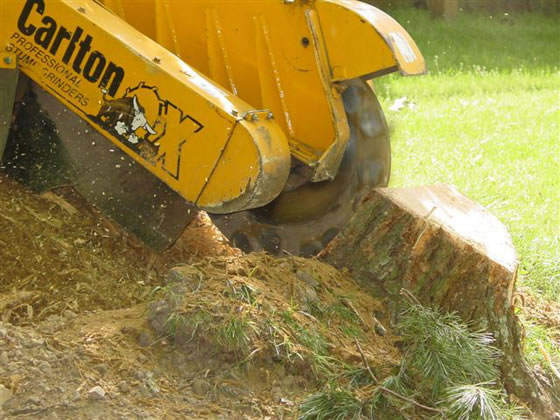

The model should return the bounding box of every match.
[395,294,523,419]
[398,296,500,396]
[298,291,525,419]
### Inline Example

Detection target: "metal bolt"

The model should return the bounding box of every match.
[251,114,259,121]
[78,7,86,13]
[3,56,12,65]
[153,57,161,64]
[266,112,274,120]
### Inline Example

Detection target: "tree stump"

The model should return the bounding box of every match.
[321,184,557,416]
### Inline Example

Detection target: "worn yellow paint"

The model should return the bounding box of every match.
[0,0,290,212]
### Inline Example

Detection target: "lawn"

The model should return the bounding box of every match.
[373,8,559,367]
[375,9,559,299]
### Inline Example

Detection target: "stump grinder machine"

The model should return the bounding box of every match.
[0,0,425,255]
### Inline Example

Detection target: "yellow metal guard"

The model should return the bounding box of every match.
[1,0,425,208]
[101,0,425,181]
[0,0,291,213]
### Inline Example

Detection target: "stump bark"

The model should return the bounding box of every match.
[321,184,557,416]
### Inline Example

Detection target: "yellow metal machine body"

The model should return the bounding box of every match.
[103,0,425,181]
[1,0,291,213]
[0,0,425,252]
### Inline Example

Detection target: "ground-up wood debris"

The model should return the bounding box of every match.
[0,174,400,419]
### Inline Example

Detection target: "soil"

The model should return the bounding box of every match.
[0,174,401,419]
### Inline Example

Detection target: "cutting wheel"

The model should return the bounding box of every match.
[211,79,391,256]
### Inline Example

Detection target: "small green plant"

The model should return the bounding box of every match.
[190,310,212,330]
[325,301,359,324]
[310,354,340,378]
[308,301,327,320]
[340,324,364,339]
[217,316,253,353]
[294,322,336,374]
[341,366,372,388]
[225,282,258,305]
[298,387,365,420]
[165,310,212,344]
[165,312,189,337]
[265,319,303,363]
[279,309,337,375]
[295,325,328,355]
[151,284,183,307]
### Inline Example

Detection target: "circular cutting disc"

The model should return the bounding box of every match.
[211,79,391,256]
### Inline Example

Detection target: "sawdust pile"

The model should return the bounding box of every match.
[150,253,400,379]
[0,174,233,325]
[0,173,401,418]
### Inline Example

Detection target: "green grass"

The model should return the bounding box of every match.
[372,9,559,376]
[217,316,254,353]
[381,9,559,73]
[374,9,560,300]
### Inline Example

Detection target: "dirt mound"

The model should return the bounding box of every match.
[149,254,398,376]
[0,174,233,325]
[0,174,401,418]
